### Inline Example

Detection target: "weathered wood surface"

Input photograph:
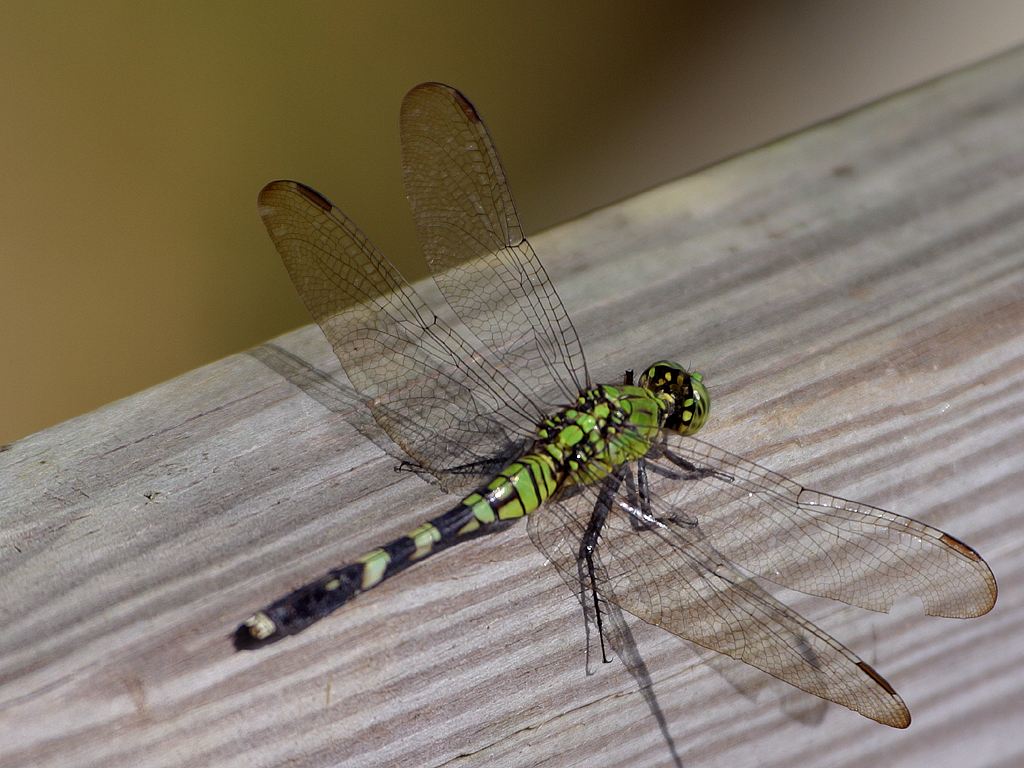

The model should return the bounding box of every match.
[3,48,1023,768]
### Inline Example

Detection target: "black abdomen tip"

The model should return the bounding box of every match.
[233,621,283,651]
[233,624,263,651]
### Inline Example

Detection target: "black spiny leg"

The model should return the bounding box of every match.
[637,442,736,530]
[579,467,626,664]
[624,458,656,531]
[395,455,507,481]
[651,441,735,484]
[636,457,652,516]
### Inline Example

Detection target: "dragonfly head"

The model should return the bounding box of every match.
[638,361,710,436]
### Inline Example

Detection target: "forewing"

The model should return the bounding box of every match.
[652,434,997,618]
[258,180,543,493]
[401,82,589,407]
[528,483,912,728]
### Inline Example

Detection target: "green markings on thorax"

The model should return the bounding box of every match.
[454,384,669,537]
[538,384,665,485]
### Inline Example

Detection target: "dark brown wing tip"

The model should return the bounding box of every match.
[855,661,911,728]
[257,179,287,203]
[940,532,986,562]
[970,565,999,616]
[856,660,898,696]
[406,81,457,99]
[256,180,332,213]
[404,82,480,123]
[937,532,998,615]
[294,182,332,212]
[450,89,481,123]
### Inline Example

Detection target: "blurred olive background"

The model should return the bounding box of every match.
[2,1,1023,445]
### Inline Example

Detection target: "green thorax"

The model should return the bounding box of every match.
[458,384,667,527]
[537,384,665,486]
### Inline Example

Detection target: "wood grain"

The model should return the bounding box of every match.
[3,48,1023,768]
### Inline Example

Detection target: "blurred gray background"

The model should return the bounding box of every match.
[3,1,1024,444]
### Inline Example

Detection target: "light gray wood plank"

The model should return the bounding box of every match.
[2,47,1023,768]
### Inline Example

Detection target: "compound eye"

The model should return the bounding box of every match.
[639,360,688,390]
[673,374,710,436]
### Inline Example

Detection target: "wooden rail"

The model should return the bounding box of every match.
[2,47,1023,768]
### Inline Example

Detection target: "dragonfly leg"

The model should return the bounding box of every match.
[623,462,654,530]
[642,458,703,524]
[395,460,434,479]
[634,446,713,529]
[636,458,651,515]
[579,467,626,664]
[624,458,699,530]
[621,367,653,527]
[650,442,735,484]
[395,455,507,479]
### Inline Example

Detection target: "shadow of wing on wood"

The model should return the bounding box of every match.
[248,342,424,479]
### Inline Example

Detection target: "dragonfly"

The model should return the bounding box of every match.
[236,82,997,729]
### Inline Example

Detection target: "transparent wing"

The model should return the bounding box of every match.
[401,82,590,407]
[528,479,912,728]
[651,434,998,618]
[258,180,546,493]
[249,343,495,492]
